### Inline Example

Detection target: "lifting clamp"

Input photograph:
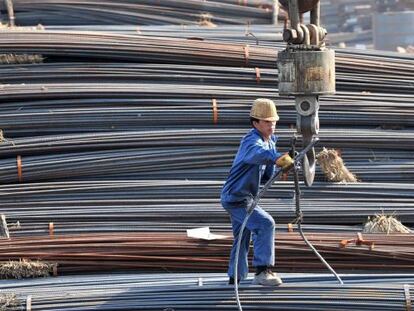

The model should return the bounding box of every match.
[277,0,335,186]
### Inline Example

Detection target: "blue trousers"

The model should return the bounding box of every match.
[223,203,275,280]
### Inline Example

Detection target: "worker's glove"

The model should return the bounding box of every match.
[276,153,294,171]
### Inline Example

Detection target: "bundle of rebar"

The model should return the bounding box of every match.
[1,272,414,310]
[0,94,413,137]
[0,29,413,76]
[2,180,414,236]
[0,30,276,66]
[46,24,285,43]
[0,231,413,274]
[6,222,366,237]
[0,128,413,183]
[1,61,413,94]
[0,0,274,26]
[0,129,413,157]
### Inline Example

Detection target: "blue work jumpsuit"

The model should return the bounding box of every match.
[221,128,282,280]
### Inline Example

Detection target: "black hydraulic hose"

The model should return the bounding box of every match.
[233,136,319,311]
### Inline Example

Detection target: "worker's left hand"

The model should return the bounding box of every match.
[276,153,294,171]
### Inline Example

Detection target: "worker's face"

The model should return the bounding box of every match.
[254,120,276,140]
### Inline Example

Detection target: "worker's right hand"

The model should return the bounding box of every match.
[276,153,294,171]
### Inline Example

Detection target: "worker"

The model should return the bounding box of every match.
[221,98,293,286]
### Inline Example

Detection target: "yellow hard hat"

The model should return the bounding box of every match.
[250,98,279,121]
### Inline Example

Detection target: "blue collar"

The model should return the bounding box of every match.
[252,128,278,142]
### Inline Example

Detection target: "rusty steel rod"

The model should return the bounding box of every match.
[0,232,413,274]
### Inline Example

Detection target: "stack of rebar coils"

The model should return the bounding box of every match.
[1,273,414,310]
[0,4,413,302]
[0,27,412,234]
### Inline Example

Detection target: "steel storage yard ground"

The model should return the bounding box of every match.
[0,1,413,310]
